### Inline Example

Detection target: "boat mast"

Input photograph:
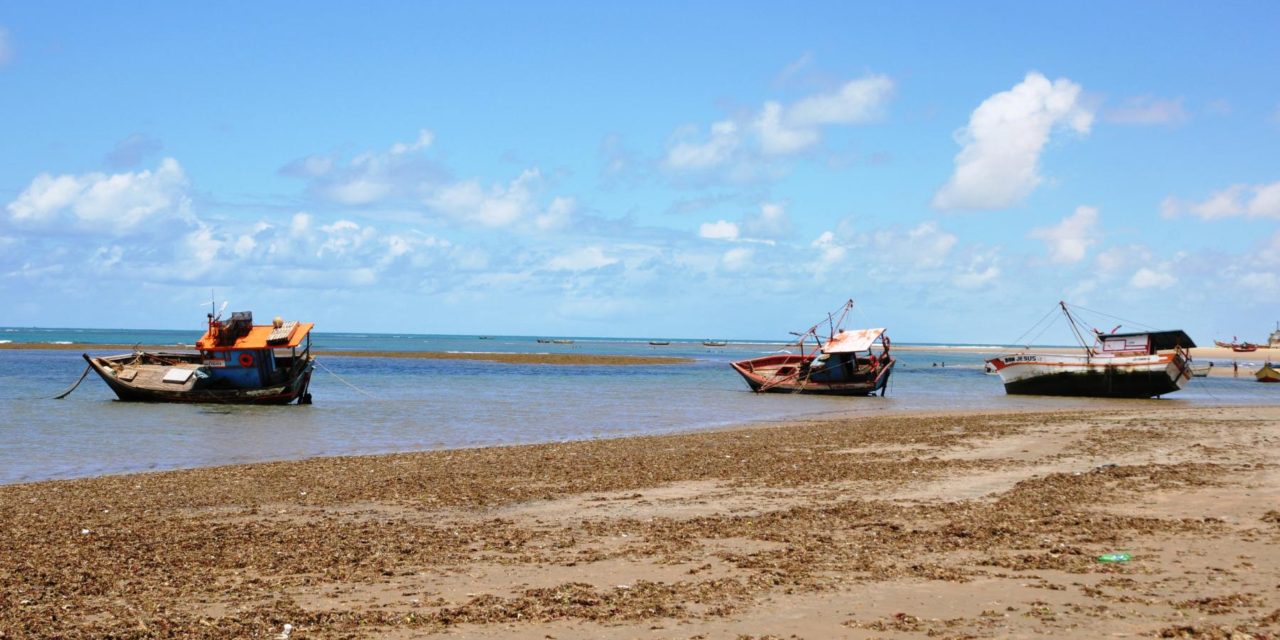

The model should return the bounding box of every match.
[1060,301,1093,361]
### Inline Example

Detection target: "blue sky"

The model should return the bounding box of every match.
[1,2,1278,343]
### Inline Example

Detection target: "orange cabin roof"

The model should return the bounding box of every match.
[197,322,314,351]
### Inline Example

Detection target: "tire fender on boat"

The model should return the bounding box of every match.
[239,353,255,368]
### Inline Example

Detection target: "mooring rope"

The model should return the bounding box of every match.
[53,363,92,399]
[314,359,378,399]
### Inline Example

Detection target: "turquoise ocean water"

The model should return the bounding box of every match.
[1,327,1274,485]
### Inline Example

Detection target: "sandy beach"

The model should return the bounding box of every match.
[2,405,1278,638]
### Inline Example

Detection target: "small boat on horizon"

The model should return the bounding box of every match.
[648,340,670,346]
[83,310,315,404]
[702,340,728,347]
[986,302,1194,398]
[730,299,895,396]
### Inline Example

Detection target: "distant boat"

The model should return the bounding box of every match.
[478,336,492,340]
[648,341,670,346]
[986,302,1194,398]
[702,340,728,347]
[1216,337,1260,352]
[83,311,315,404]
[1189,361,1213,377]
[730,299,894,396]
[1258,363,1280,383]
[536,338,553,344]
[551,339,574,344]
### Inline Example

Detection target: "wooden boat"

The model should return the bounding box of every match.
[84,311,315,404]
[1233,342,1259,352]
[702,340,728,347]
[730,299,894,396]
[986,302,1194,398]
[1214,340,1235,349]
[1258,363,1280,383]
[1188,361,1213,377]
[648,341,670,346]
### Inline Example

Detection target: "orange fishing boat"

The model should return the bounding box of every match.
[83,310,315,404]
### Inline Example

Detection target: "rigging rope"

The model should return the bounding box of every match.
[1067,303,1159,333]
[52,363,92,400]
[314,359,378,399]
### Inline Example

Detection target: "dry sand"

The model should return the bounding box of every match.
[3,405,1279,638]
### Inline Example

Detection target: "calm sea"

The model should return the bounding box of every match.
[1,327,1274,485]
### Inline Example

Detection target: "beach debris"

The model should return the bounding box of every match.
[1096,552,1131,563]
[278,623,293,639]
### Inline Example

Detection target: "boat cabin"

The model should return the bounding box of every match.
[1094,330,1195,356]
[807,327,890,383]
[195,311,314,389]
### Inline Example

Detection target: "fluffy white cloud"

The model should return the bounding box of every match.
[547,246,617,271]
[425,169,539,228]
[722,247,754,271]
[1130,267,1177,289]
[1163,182,1280,219]
[699,219,740,241]
[664,73,894,170]
[953,251,1001,289]
[1103,96,1189,125]
[932,72,1093,210]
[664,121,741,170]
[1030,205,1098,263]
[535,196,576,231]
[5,158,192,233]
[786,75,894,127]
[390,129,434,155]
[742,202,792,239]
[282,129,444,205]
[754,102,819,155]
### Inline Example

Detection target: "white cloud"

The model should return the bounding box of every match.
[1130,267,1177,289]
[535,196,576,231]
[1030,205,1098,263]
[953,251,1001,289]
[1103,96,1189,125]
[5,158,192,233]
[390,129,434,155]
[0,28,11,67]
[664,121,741,170]
[1164,182,1280,219]
[786,75,894,127]
[664,73,894,171]
[547,246,617,271]
[722,247,754,270]
[754,102,819,155]
[742,202,793,239]
[425,169,539,228]
[932,72,1093,210]
[699,220,740,241]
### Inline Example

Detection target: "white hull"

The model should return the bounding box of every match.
[988,352,1191,398]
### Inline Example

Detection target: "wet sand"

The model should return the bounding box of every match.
[2,405,1278,638]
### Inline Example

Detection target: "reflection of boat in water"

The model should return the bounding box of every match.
[730,299,894,396]
[702,340,728,347]
[84,311,315,404]
[1188,362,1213,377]
[1258,363,1280,383]
[987,302,1194,398]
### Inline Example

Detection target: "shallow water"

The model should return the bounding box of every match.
[0,331,1274,485]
